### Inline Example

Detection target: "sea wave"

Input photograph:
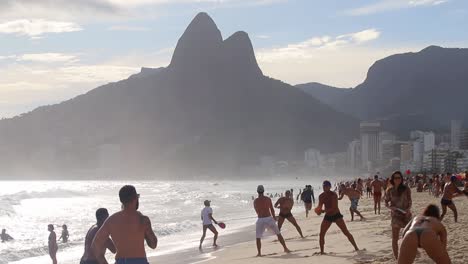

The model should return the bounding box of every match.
[0,189,85,216]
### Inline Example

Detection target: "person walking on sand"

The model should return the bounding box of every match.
[48,224,58,264]
[1,229,13,242]
[301,185,315,217]
[58,224,69,243]
[398,204,451,264]
[315,180,359,255]
[385,171,412,260]
[274,190,304,238]
[371,175,384,214]
[254,185,290,257]
[80,208,116,264]
[338,183,365,221]
[440,175,466,222]
[92,185,157,264]
[199,200,219,250]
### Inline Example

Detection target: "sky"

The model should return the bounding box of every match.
[0,0,467,117]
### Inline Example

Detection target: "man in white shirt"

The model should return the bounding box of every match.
[199,200,219,250]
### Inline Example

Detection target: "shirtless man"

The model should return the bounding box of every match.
[316,181,359,254]
[365,178,372,198]
[48,224,58,264]
[371,175,384,214]
[80,208,116,264]
[254,185,290,257]
[274,190,304,238]
[338,184,365,221]
[440,176,466,222]
[92,185,157,264]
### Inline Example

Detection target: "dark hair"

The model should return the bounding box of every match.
[422,204,440,219]
[96,208,109,222]
[389,171,407,195]
[119,185,138,204]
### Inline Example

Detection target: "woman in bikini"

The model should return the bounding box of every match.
[398,204,450,264]
[385,171,412,260]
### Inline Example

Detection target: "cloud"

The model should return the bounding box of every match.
[257,28,381,62]
[0,48,173,117]
[253,29,425,88]
[17,53,79,63]
[108,25,151,31]
[0,19,82,37]
[256,35,271,39]
[0,0,286,22]
[344,0,449,16]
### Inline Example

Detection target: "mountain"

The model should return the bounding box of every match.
[296,82,351,113]
[0,12,358,179]
[297,46,468,137]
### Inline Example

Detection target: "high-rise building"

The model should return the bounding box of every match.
[423,132,435,151]
[360,122,381,170]
[400,143,413,163]
[304,148,321,168]
[347,140,361,169]
[413,140,424,171]
[423,148,449,173]
[451,120,463,149]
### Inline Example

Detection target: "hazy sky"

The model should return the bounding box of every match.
[1,0,467,117]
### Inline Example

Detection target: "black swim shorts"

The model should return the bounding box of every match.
[324,213,344,223]
[441,198,453,206]
[279,212,293,218]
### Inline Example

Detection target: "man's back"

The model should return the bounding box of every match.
[371,180,383,192]
[254,196,273,218]
[107,211,147,258]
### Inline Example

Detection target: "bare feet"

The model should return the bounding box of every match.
[284,248,291,253]
[256,253,262,257]
[213,244,218,248]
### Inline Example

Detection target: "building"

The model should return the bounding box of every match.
[347,140,361,169]
[400,143,413,163]
[451,120,463,149]
[423,148,449,173]
[412,140,424,171]
[423,132,436,151]
[304,148,321,168]
[360,122,381,170]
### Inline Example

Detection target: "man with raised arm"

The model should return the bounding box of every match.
[92,185,157,264]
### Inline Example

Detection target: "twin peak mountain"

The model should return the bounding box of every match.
[0,13,356,177]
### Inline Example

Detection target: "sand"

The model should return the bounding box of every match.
[149,190,468,264]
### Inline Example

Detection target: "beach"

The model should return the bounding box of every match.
[149,190,468,264]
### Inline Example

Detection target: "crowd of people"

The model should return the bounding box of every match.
[2,171,467,264]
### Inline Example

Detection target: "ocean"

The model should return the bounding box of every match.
[0,179,323,264]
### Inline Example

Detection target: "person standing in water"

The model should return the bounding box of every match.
[440,175,466,222]
[398,204,450,264]
[199,200,219,250]
[92,185,157,264]
[338,184,365,221]
[315,180,359,255]
[385,171,412,260]
[371,175,384,214]
[254,185,290,257]
[48,224,58,264]
[1,229,13,242]
[274,190,304,238]
[80,208,116,264]
[58,224,69,243]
